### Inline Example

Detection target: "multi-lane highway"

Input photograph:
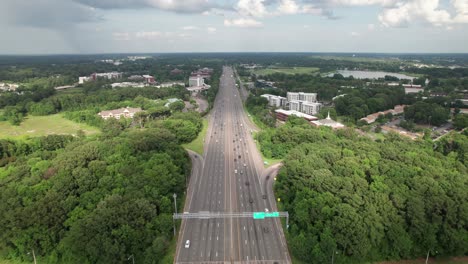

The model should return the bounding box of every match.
[175,66,290,263]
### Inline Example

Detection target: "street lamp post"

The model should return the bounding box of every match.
[173,193,177,236]
[128,255,135,264]
[27,249,37,264]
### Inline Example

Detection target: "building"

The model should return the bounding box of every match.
[156,82,185,88]
[287,92,317,103]
[311,112,345,129]
[302,102,322,115]
[79,72,122,84]
[189,75,205,87]
[186,85,210,93]
[289,100,322,115]
[98,107,142,120]
[360,105,406,124]
[128,75,145,81]
[142,75,155,84]
[93,72,122,80]
[0,82,19,91]
[171,68,183,75]
[403,84,424,94]
[260,94,287,108]
[111,82,145,88]
[275,109,318,122]
[79,76,92,84]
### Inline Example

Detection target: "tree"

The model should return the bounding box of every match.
[453,114,468,130]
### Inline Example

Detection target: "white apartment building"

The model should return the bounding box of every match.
[189,75,205,87]
[289,100,322,115]
[260,94,287,108]
[287,92,317,103]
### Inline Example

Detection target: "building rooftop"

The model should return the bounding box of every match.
[311,112,345,129]
[275,109,318,120]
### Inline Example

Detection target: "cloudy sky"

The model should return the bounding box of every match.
[1,0,467,54]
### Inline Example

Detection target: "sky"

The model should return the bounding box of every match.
[0,0,468,54]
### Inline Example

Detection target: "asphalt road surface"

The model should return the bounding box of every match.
[175,66,291,263]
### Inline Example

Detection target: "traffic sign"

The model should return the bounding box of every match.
[253,212,265,219]
[253,212,279,219]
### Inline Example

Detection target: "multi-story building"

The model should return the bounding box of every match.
[189,75,205,87]
[287,92,317,103]
[288,100,322,115]
[302,102,322,115]
[260,94,287,108]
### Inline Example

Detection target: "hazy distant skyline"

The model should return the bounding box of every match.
[1,0,468,54]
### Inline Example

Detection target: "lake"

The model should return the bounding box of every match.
[329,70,415,80]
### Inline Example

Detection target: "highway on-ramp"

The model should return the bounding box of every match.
[175,66,290,263]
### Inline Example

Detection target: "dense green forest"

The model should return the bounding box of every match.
[0,109,204,263]
[0,55,221,263]
[256,117,468,263]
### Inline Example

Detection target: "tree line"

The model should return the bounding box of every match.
[257,117,468,263]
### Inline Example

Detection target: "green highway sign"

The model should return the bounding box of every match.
[253,212,265,219]
[265,212,280,217]
[253,212,280,219]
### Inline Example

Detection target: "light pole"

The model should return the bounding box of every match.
[128,254,135,264]
[173,193,177,236]
[27,249,37,264]
[331,250,338,264]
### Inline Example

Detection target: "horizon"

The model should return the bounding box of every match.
[1,0,468,54]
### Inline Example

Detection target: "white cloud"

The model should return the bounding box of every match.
[135,31,162,39]
[453,0,468,23]
[350,31,360,37]
[113,32,131,41]
[378,0,451,27]
[182,26,199,30]
[236,0,268,17]
[367,23,376,31]
[278,0,300,14]
[207,27,217,33]
[74,0,220,14]
[224,18,263,27]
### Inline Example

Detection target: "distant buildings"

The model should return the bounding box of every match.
[156,82,185,88]
[191,68,213,79]
[189,75,205,87]
[275,109,318,122]
[111,82,146,88]
[142,75,155,84]
[79,72,122,84]
[256,79,276,89]
[287,92,317,102]
[0,82,19,91]
[286,92,322,115]
[260,94,287,107]
[188,70,211,93]
[360,105,406,124]
[403,84,424,94]
[98,107,142,120]
[311,112,345,129]
[171,68,183,75]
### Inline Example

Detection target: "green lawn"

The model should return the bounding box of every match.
[0,114,100,139]
[251,67,319,76]
[182,118,208,155]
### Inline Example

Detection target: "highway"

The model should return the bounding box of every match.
[175,66,291,263]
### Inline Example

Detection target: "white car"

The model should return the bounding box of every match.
[185,240,190,249]
[234,169,238,174]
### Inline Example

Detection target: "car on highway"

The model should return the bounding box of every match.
[244,163,247,167]
[240,170,243,174]
[234,169,238,174]
[185,240,190,249]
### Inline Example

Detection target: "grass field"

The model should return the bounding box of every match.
[182,118,208,155]
[0,114,100,139]
[251,67,319,76]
